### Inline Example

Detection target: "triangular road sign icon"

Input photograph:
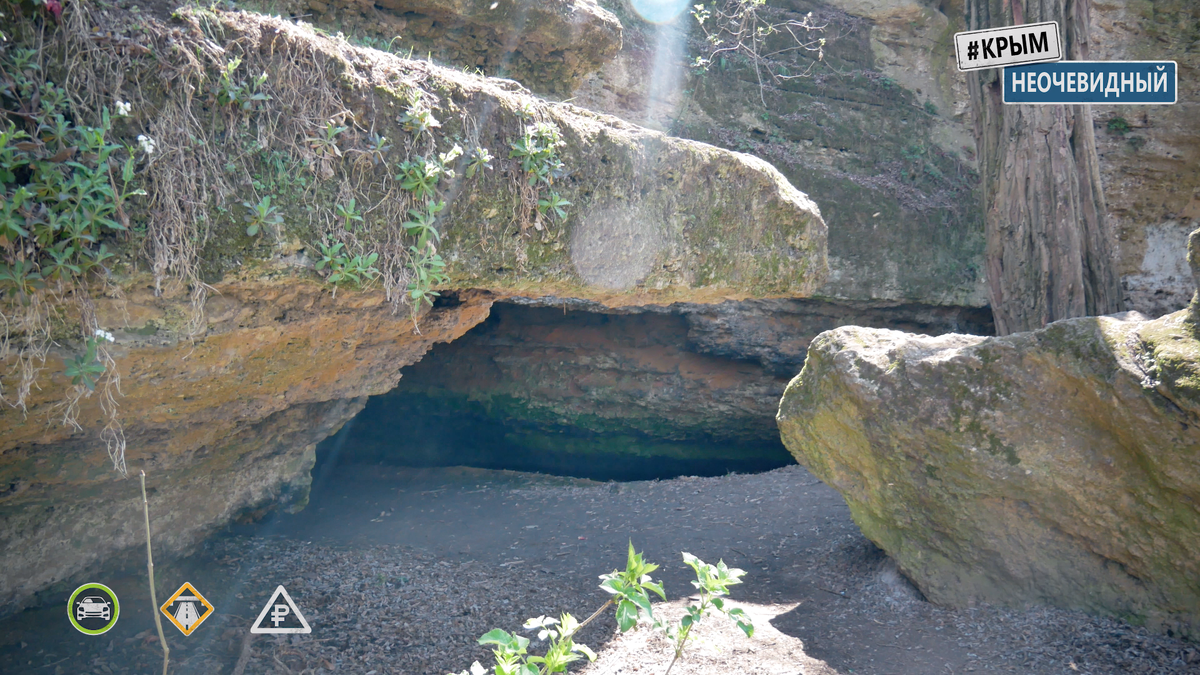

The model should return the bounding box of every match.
[250,585,311,634]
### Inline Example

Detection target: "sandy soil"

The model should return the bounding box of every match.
[1,464,1195,674]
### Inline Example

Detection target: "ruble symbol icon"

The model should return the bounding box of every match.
[250,586,311,634]
[271,603,290,626]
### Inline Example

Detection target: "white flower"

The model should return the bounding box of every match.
[137,134,157,155]
[114,100,132,116]
[94,329,115,343]
[470,662,487,675]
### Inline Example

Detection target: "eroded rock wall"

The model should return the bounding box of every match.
[1088,0,1200,317]
[572,0,1200,318]
[247,0,622,93]
[333,298,990,476]
[0,283,494,616]
[573,0,987,307]
[0,4,828,615]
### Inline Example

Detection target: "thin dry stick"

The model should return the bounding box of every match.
[141,470,170,675]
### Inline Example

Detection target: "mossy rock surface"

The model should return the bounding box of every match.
[778,308,1200,638]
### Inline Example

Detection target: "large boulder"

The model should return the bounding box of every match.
[777,231,1200,638]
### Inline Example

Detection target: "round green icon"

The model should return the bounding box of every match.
[68,583,119,635]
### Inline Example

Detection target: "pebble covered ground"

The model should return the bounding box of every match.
[1,465,1196,674]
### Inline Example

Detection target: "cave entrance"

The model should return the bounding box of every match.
[315,301,798,481]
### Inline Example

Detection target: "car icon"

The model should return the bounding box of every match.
[77,596,111,621]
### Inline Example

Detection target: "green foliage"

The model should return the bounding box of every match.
[466,145,493,179]
[536,192,571,223]
[509,121,569,228]
[0,47,143,307]
[449,543,752,675]
[399,93,441,135]
[307,120,348,159]
[509,122,564,187]
[924,99,938,116]
[659,552,752,673]
[362,132,392,167]
[599,542,667,632]
[315,237,380,288]
[64,337,107,391]
[242,195,282,236]
[215,56,271,110]
[391,137,470,308]
[250,149,310,194]
[335,198,363,230]
[396,155,445,201]
[1106,116,1131,135]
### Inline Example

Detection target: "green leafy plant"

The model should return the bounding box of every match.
[1106,116,1131,135]
[536,192,571,223]
[242,195,282,236]
[658,553,752,675]
[509,122,564,187]
[402,200,449,307]
[64,337,107,391]
[396,155,444,201]
[508,122,570,227]
[215,56,271,110]
[307,120,348,159]
[399,93,441,135]
[466,145,493,179]
[315,237,380,292]
[449,544,752,675]
[361,132,392,166]
[335,199,364,230]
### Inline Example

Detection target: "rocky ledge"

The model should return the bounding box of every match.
[777,231,1200,638]
[0,4,823,616]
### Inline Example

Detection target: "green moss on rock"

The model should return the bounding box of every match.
[778,305,1200,638]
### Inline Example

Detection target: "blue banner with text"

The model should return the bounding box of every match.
[1003,61,1177,105]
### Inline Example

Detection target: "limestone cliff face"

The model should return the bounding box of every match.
[777,233,1200,637]
[274,0,623,94]
[1,283,495,615]
[573,0,987,307]
[572,0,1200,319]
[1088,0,1200,317]
[0,4,824,616]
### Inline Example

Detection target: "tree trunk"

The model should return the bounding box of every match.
[966,0,1121,335]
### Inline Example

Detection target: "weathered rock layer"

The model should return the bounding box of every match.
[334,299,991,477]
[0,4,826,616]
[777,234,1200,636]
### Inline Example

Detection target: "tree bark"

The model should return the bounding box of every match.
[966,0,1121,335]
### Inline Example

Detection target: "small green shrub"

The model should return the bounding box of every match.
[537,192,571,222]
[315,238,380,291]
[510,122,564,187]
[242,195,282,236]
[306,120,348,159]
[335,199,363,231]
[215,56,271,110]
[396,155,445,201]
[64,336,107,391]
[399,93,441,135]
[448,544,753,675]
[1106,116,1131,135]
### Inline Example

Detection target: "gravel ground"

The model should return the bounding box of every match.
[1,465,1196,674]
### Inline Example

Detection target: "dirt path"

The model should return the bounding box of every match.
[1,465,1194,674]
